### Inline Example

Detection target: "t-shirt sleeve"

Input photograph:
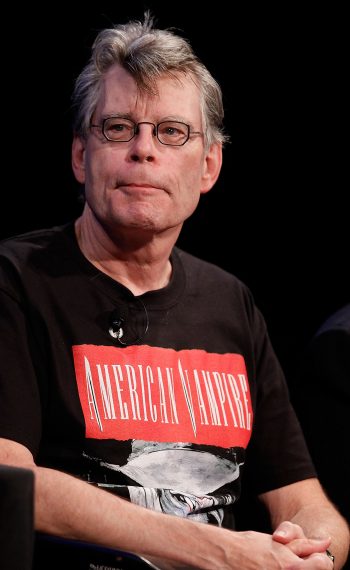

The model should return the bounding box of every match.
[0,285,42,456]
[243,300,316,495]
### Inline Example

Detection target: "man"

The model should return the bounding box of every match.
[0,13,348,569]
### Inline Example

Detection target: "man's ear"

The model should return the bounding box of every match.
[200,143,223,195]
[72,135,86,184]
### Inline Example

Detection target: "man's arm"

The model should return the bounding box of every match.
[261,478,350,570]
[1,438,338,569]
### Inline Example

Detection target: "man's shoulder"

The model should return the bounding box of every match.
[0,223,74,261]
[174,246,246,288]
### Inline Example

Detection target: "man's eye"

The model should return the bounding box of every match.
[164,126,180,136]
[109,123,127,132]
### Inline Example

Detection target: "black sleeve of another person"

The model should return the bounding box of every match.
[293,320,350,523]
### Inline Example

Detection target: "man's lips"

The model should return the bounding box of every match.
[116,181,168,193]
[121,183,157,188]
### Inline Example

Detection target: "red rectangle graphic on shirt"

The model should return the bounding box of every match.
[73,344,252,449]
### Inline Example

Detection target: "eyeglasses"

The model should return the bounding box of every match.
[90,117,202,146]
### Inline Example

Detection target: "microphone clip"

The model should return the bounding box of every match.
[109,314,124,340]
[108,299,149,346]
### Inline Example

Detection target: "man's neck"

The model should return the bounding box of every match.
[75,213,179,296]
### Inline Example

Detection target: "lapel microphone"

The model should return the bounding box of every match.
[108,300,149,346]
[108,311,125,340]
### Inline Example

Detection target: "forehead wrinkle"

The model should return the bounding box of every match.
[98,67,202,128]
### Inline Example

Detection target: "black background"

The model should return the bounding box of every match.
[2,2,348,385]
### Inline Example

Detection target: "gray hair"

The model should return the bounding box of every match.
[72,13,228,149]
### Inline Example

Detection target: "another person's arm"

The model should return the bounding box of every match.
[293,323,350,524]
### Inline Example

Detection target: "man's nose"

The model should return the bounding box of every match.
[134,122,157,138]
[129,122,157,162]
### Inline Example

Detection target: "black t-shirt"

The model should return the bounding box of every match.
[0,223,315,529]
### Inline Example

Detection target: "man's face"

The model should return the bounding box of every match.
[72,64,221,238]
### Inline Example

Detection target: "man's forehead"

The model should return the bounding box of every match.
[98,66,201,119]
[102,64,198,96]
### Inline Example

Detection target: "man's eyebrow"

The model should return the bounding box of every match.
[99,113,196,126]
[99,113,134,120]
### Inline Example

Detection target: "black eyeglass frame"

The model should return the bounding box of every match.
[90,117,202,147]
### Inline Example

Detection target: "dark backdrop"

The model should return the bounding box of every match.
[2,2,348,384]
